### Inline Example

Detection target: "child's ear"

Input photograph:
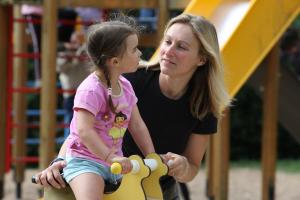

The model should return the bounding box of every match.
[107,57,119,67]
[112,57,119,64]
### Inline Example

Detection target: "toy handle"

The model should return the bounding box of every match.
[110,159,157,174]
[31,176,37,184]
[144,159,158,171]
[167,159,174,166]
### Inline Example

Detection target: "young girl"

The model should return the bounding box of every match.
[63,16,155,200]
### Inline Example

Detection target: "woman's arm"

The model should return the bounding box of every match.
[128,105,155,157]
[164,134,209,183]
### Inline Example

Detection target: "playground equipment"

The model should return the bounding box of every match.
[40,153,168,200]
[182,0,300,199]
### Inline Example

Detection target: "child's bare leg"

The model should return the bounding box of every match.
[69,172,105,200]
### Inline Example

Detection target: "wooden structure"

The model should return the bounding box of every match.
[207,46,280,200]
[261,44,280,200]
[12,5,28,197]
[39,0,58,170]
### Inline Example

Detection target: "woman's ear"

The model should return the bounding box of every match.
[198,56,207,66]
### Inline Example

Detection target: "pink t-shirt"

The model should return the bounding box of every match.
[65,72,137,166]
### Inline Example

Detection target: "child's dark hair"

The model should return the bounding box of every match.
[86,14,140,113]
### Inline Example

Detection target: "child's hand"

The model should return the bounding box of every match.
[110,156,132,174]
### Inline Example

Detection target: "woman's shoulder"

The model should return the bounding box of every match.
[124,67,158,84]
[123,67,159,95]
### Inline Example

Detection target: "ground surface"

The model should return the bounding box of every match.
[3,168,300,200]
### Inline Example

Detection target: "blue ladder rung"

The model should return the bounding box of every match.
[15,137,66,145]
[26,109,66,116]
[137,17,156,23]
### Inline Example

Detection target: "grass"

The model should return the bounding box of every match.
[276,159,300,173]
[230,159,300,173]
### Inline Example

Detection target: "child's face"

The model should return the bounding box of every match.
[118,34,141,73]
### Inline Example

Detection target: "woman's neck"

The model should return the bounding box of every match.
[159,73,190,100]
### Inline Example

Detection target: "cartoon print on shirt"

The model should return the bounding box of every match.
[101,112,111,122]
[108,111,128,144]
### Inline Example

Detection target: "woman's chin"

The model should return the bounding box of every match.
[160,67,173,76]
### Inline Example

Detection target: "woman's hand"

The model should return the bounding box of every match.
[34,160,67,189]
[161,152,189,181]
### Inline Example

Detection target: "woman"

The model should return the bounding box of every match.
[34,14,230,199]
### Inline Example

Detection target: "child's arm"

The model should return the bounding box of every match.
[76,109,115,162]
[128,105,155,157]
[77,109,132,174]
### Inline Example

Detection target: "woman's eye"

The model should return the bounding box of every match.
[178,45,187,50]
[165,40,172,45]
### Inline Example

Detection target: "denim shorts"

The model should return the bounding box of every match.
[63,157,122,184]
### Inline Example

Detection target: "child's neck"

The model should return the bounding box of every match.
[96,70,121,95]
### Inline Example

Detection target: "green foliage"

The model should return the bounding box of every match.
[292,14,300,29]
[230,85,300,161]
[230,159,300,173]
[230,17,300,161]
[276,159,300,173]
[230,85,263,160]
[230,159,260,169]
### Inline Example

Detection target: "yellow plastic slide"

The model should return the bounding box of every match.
[184,0,300,97]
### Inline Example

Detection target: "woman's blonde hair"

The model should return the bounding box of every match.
[148,14,231,119]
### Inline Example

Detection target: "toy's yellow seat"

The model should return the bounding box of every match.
[44,185,74,200]
[104,155,150,200]
[42,154,168,200]
[143,153,168,199]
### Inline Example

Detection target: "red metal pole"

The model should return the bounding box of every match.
[5,5,13,172]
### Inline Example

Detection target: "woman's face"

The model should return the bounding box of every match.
[159,23,203,77]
